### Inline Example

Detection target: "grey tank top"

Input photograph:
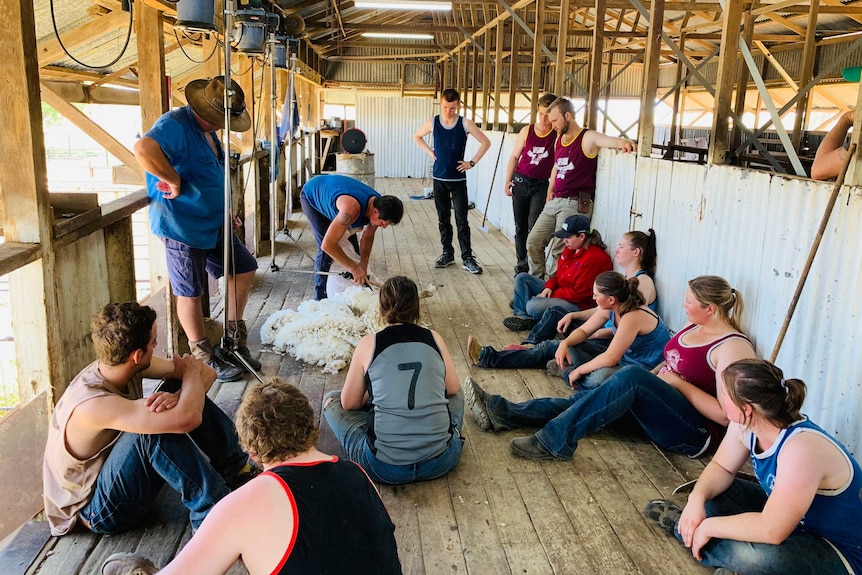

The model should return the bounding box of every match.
[365,324,452,465]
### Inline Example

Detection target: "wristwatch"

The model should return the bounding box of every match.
[469,160,475,167]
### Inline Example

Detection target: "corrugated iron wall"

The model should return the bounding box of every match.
[355,95,434,178]
[474,144,862,454]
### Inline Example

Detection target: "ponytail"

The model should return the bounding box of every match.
[582,228,607,251]
[594,271,646,315]
[722,359,806,429]
[624,229,658,275]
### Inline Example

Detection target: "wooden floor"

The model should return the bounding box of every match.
[6,178,713,575]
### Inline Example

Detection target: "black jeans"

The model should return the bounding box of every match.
[511,174,548,272]
[434,179,473,260]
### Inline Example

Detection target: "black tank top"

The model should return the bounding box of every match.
[265,458,402,574]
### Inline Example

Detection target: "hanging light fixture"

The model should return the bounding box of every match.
[175,0,216,32]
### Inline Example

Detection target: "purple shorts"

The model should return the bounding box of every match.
[164,232,258,297]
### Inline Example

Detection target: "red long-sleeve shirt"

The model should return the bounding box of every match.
[543,244,613,309]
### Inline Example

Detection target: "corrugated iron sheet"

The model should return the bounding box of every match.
[477,151,862,454]
[355,95,434,178]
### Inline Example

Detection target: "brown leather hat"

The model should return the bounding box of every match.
[185,76,251,132]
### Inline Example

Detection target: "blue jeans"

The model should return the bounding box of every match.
[477,340,615,389]
[300,191,360,300]
[513,273,579,319]
[323,389,465,485]
[482,365,712,459]
[675,478,850,574]
[79,397,248,533]
[525,305,588,344]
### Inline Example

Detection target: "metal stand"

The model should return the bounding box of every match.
[282,57,296,233]
[219,0,262,382]
[268,32,280,272]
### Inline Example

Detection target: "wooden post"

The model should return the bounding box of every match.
[482,20,492,128]
[493,18,505,130]
[602,45,614,133]
[456,49,464,96]
[586,0,605,129]
[791,0,819,151]
[442,58,449,92]
[1,0,64,406]
[471,44,480,121]
[530,0,545,123]
[638,0,664,156]
[555,0,570,96]
[508,17,519,132]
[708,0,744,166]
[731,2,758,155]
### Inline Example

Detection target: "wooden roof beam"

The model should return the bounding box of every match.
[37,11,129,67]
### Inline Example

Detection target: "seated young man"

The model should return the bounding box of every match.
[43,302,253,536]
[102,378,403,575]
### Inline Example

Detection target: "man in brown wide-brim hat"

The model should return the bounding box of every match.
[134,76,260,382]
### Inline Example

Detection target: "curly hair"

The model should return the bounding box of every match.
[236,378,320,465]
[378,276,420,325]
[90,302,157,366]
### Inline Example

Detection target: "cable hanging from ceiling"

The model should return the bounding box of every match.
[174,29,220,63]
[49,0,134,71]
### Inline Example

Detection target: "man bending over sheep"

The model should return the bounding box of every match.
[300,173,404,300]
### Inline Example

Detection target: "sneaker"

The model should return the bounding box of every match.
[207,353,244,382]
[546,359,563,379]
[510,435,564,461]
[463,376,494,431]
[467,335,482,365]
[435,253,455,268]
[503,316,537,331]
[462,257,483,274]
[643,499,683,536]
[102,553,158,575]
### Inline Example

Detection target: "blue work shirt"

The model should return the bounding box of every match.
[301,174,379,229]
[144,106,226,249]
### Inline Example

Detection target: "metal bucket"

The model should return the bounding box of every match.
[336,153,375,189]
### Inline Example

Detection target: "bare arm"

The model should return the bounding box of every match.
[546,165,557,201]
[413,119,436,160]
[583,130,637,157]
[464,118,491,165]
[341,334,373,410]
[554,310,611,369]
[504,126,530,197]
[556,308,598,334]
[432,330,460,396]
[134,137,181,200]
[320,195,368,284]
[566,311,649,383]
[811,110,853,180]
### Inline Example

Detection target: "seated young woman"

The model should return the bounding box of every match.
[468,271,670,390]
[523,228,658,346]
[464,275,755,462]
[322,276,464,485]
[502,214,612,332]
[644,358,862,575]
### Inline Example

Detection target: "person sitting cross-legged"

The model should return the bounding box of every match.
[323,276,465,484]
[469,271,670,389]
[101,378,403,575]
[644,359,862,575]
[503,214,612,332]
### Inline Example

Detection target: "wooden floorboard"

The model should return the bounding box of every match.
[18,177,716,575]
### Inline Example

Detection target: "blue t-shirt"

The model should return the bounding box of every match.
[144,106,226,249]
[301,174,379,229]
[747,418,862,573]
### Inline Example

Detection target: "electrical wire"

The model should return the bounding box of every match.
[174,29,220,64]
[49,0,134,71]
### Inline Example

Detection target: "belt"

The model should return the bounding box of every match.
[513,172,548,184]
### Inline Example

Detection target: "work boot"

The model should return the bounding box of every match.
[227,320,262,371]
[190,339,243,382]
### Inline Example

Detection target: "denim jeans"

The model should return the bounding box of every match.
[433,179,473,260]
[300,191,335,300]
[513,273,580,319]
[323,389,465,485]
[562,340,618,389]
[483,365,712,459]
[675,478,850,574]
[79,397,248,533]
[511,174,548,272]
[478,340,615,389]
[525,306,580,344]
